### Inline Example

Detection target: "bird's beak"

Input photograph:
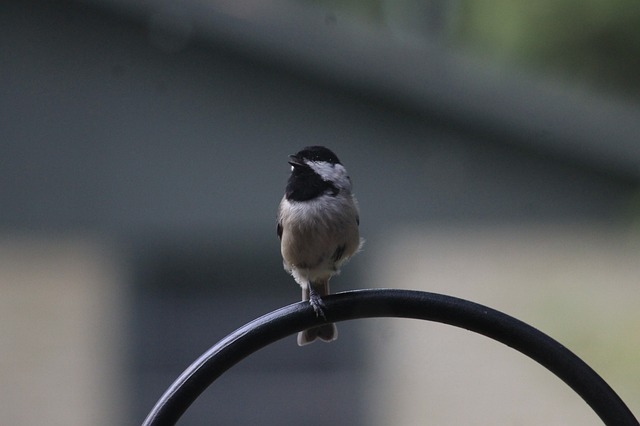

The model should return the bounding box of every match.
[288,154,304,167]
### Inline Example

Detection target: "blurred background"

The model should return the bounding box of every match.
[1,0,639,424]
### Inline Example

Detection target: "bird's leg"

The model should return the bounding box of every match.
[307,284,327,320]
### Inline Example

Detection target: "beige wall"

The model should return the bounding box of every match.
[0,237,129,425]
[366,225,640,425]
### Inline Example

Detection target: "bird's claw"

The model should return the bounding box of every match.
[309,293,327,320]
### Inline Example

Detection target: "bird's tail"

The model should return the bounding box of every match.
[297,323,338,346]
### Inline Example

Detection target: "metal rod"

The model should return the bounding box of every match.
[142,289,638,425]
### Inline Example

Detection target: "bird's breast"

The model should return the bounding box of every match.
[279,195,360,272]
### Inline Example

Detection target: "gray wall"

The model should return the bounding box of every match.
[2,1,635,237]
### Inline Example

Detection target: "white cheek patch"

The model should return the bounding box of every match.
[307,161,351,190]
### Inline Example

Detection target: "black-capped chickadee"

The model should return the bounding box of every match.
[277,146,363,346]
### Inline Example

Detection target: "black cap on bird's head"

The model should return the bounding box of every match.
[288,146,341,168]
[285,146,344,201]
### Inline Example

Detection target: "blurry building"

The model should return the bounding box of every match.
[1,0,639,424]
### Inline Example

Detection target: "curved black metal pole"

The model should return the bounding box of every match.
[142,289,638,426]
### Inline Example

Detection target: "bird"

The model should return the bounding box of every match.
[277,146,362,346]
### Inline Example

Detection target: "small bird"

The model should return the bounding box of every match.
[277,146,362,346]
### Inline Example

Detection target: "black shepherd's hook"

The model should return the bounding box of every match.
[142,289,638,426]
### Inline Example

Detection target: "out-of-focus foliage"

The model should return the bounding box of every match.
[456,0,640,97]
[299,0,640,98]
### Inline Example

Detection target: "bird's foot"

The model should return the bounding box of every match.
[308,291,327,320]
